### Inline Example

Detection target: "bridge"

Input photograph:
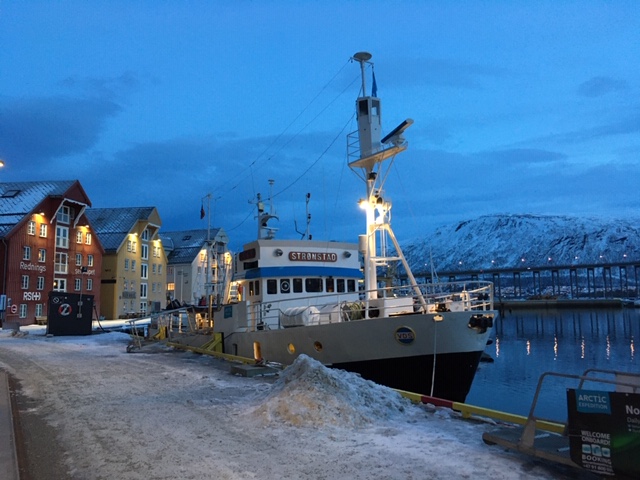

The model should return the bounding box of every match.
[403,261,640,300]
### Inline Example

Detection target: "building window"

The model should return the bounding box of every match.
[152,264,157,274]
[76,253,82,266]
[35,304,43,317]
[139,302,147,314]
[19,304,27,319]
[53,278,67,292]
[28,221,36,235]
[131,240,137,253]
[153,246,159,258]
[127,240,132,252]
[76,231,83,244]
[57,205,70,224]
[131,260,136,271]
[141,264,148,279]
[123,280,128,291]
[85,233,92,245]
[152,282,157,293]
[56,226,69,249]
[37,277,45,290]
[87,278,93,291]
[124,258,129,270]
[39,224,47,238]
[21,275,29,289]
[55,252,68,274]
[23,246,31,260]
[142,244,148,260]
[158,265,162,275]
[75,278,82,291]
[87,255,94,267]
[38,249,46,263]
[140,283,147,299]
[141,228,150,241]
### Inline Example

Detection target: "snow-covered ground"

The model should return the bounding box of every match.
[0,326,590,479]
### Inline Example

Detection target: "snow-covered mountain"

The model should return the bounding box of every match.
[401,214,640,274]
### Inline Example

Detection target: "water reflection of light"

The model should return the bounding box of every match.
[526,339,531,356]
[553,335,558,360]
[581,336,585,359]
[631,337,635,360]
[606,335,611,360]
[495,337,501,358]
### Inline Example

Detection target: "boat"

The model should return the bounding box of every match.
[170,52,497,402]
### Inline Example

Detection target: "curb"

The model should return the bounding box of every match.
[0,371,19,480]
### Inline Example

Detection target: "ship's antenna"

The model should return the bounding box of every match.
[294,193,312,240]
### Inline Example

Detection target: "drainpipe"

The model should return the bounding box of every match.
[1,237,7,325]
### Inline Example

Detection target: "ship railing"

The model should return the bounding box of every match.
[241,280,494,332]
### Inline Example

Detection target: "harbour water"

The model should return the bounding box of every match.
[466,306,639,422]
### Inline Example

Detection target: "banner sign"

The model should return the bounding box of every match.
[567,388,640,477]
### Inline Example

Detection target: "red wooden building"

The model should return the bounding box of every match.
[0,180,104,327]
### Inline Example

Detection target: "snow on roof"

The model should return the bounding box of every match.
[0,180,77,236]
[160,228,222,264]
[85,207,156,251]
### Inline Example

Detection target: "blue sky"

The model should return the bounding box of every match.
[1,1,638,249]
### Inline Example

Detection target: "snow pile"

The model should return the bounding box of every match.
[246,354,418,428]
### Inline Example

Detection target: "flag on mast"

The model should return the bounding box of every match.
[200,202,205,220]
[372,70,378,97]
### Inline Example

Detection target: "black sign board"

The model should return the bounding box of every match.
[47,292,94,336]
[567,388,640,477]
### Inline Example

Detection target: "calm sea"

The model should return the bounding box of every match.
[466,306,639,422]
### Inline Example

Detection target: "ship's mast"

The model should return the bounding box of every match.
[348,52,426,310]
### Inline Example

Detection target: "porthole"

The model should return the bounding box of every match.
[287,343,296,354]
[280,279,290,293]
[313,341,323,352]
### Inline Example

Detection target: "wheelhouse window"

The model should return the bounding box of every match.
[337,279,345,293]
[267,279,277,295]
[305,278,323,293]
[293,278,303,293]
[347,279,356,292]
[325,278,335,293]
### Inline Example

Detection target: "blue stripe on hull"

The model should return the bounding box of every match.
[331,350,484,403]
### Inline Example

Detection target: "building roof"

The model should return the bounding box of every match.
[160,228,223,264]
[85,207,157,252]
[0,180,80,236]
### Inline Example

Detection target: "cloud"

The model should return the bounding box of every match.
[0,95,121,165]
[577,76,628,97]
